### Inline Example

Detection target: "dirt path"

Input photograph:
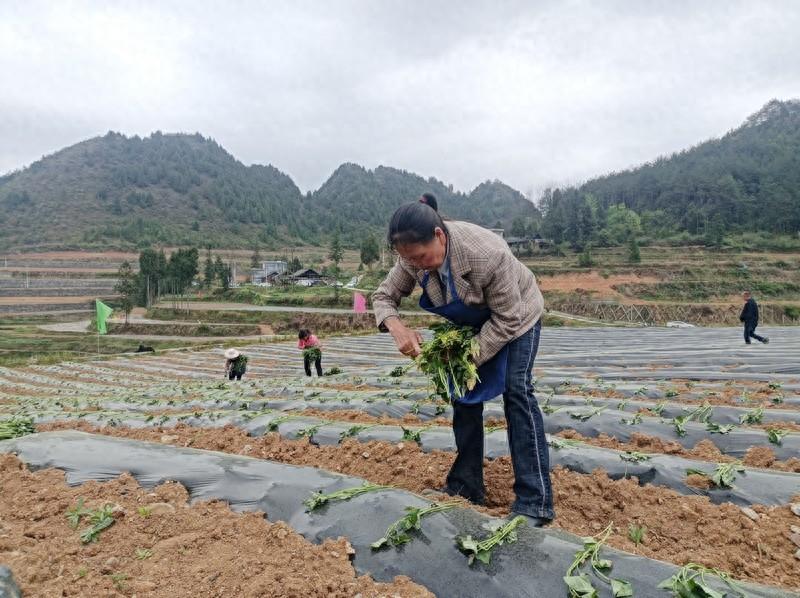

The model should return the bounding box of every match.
[38,422,800,593]
[0,296,104,305]
[0,453,432,597]
[155,301,423,316]
[36,317,268,341]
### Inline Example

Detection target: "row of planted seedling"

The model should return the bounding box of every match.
[303,483,746,598]
[5,406,797,507]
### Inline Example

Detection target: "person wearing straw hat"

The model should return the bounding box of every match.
[224,348,248,381]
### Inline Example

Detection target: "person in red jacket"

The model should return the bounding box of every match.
[298,328,323,376]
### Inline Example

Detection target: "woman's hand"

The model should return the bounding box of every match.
[384,317,423,358]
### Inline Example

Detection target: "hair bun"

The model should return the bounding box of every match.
[419,193,438,212]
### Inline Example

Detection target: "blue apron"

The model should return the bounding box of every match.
[419,262,508,404]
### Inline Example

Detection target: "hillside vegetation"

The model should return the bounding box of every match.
[0,133,538,250]
[540,99,800,249]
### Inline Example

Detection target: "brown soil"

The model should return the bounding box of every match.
[35,422,800,592]
[0,296,105,305]
[743,446,800,472]
[0,267,120,274]
[0,453,432,598]
[685,473,714,490]
[537,272,660,301]
[484,416,507,429]
[621,392,798,411]
[753,421,800,433]
[4,250,137,260]
[299,407,451,427]
[557,430,800,473]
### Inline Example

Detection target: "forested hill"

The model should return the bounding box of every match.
[0,132,539,250]
[542,99,800,246]
[310,163,539,237]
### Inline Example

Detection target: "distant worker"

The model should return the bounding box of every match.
[224,348,248,380]
[298,328,324,376]
[740,291,769,345]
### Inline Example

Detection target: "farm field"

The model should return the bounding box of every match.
[1,326,799,596]
[3,245,800,327]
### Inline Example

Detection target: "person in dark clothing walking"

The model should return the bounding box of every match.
[740,291,769,344]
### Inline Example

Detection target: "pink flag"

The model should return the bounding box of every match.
[353,292,367,313]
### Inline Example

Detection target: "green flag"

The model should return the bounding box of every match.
[95,299,113,335]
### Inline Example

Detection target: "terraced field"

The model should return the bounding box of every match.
[1,326,800,597]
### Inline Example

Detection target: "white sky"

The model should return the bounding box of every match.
[1,0,799,197]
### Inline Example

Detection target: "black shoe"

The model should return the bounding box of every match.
[510,512,552,527]
[762,338,769,344]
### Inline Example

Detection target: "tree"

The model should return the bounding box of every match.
[510,217,527,238]
[203,247,214,289]
[214,256,231,290]
[288,256,303,273]
[250,245,261,269]
[138,248,167,306]
[704,214,725,247]
[577,245,593,267]
[328,233,343,277]
[113,261,138,324]
[166,248,199,294]
[600,204,642,245]
[360,234,380,269]
[627,236,641,263]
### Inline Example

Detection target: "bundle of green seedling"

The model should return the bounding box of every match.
[416,322,480,402]
[563,523,633,597]
[303,347,322,362]
[0,416,35,440]
[372,501,459,550]
[456,515,527,566]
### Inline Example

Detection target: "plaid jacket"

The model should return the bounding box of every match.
[373,220,544,366]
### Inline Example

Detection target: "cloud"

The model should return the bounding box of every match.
[1,0,798,196]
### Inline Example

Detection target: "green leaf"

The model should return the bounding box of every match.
[610,578,633,597]
[767,428,788,445]
[705,422,735,434]
[563,574,598,597]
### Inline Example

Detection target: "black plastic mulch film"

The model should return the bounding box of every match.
[1,431,795,598]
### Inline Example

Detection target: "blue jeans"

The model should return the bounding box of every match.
[445,321,555,520]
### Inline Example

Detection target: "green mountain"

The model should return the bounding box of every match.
[548,99,800,239]
[311,163,539,236]
[0,131,309,250]
[0,132,539,251]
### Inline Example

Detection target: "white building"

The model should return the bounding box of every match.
[250,260,288,285]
